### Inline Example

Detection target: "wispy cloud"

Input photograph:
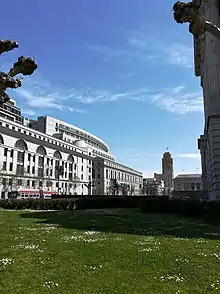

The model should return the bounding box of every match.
[14,76,87,114]
[22,109,37,116]
[75,85,202,114]
[88,29,193,68]
[163,44,193,68]
[150,85,203,114]
[176,153,200,160]
[126,152,200,161]
[88,45,125,61]
[13,72,202,115]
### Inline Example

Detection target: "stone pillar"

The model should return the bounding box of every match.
[201,0,220,200]
[198,135,208,191]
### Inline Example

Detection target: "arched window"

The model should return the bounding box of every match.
[67,155,74,162]
[0,134,4,145]
[67,155,74,176]
[36,146,47,156]
[15,139,28,151]
[54,150,62,160]
[37,146,46,174]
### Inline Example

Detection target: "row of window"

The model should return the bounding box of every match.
[57,123,108,152]
[1,178,86,190]
[0,119,115,164]
[2,160,91,181]
[105,169,141,183]
[0,120,90,155]
[96,160,142,178]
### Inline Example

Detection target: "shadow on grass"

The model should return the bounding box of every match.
[19,209,220,240]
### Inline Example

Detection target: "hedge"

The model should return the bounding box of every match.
[0,197,219,224]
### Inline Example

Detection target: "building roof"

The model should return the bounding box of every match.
[73,139,88,148]
[175,174,201,179]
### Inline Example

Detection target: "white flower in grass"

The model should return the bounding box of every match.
[210,279,220,290]
[44,281,58,288]
[197,252,208,257]
[213,253,220,259]
[84,264,103,270]
[0,258,14,267]
[84,230,100,235]
[156,273,184,283]
[138,247,160,252]
[175,258,189,263]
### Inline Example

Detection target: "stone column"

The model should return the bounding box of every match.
[201,0,220,200]
[198,135,208,191]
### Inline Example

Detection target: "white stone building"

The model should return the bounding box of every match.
[0,101,142,198]
[93,157,142,195]
[174,174,202,192]
[193,0,220,200]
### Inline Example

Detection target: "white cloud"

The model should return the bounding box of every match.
[75,84,203,114]
[164,44,193,68]
[75,88,148,104]
[22,109,36,116]
[15,76,87,114]
[175,153,201,160]
[88,45,125,61]
[88,29,193,69]
[150,85,203,114]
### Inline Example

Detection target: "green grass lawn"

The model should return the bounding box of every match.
[0,208,220,294]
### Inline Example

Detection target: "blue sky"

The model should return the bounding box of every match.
[1,0,203,177]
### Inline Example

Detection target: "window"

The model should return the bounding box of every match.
[3,161,6,171]
[27,180,30,187]
[28,154,31,161]
[9,162,13,171]
[32,181,35,187]
[38,156,44,166]
[32,167,35,174]
[17,151,24,163]
[27,166,30,173]
[10,150,14,158]
[16,164,24,176]
[17,179,22,186]
[4,148,8,156]
[38,168,43,178]
[15,139,28,151]
[81,174,83,180]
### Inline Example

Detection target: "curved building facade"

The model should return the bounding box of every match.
[0,100,143,197]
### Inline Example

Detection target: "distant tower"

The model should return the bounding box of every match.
[162,152,174,190]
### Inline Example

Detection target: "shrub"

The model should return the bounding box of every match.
[0,197,219,224]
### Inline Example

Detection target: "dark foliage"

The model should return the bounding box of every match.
[0,196,219,224]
